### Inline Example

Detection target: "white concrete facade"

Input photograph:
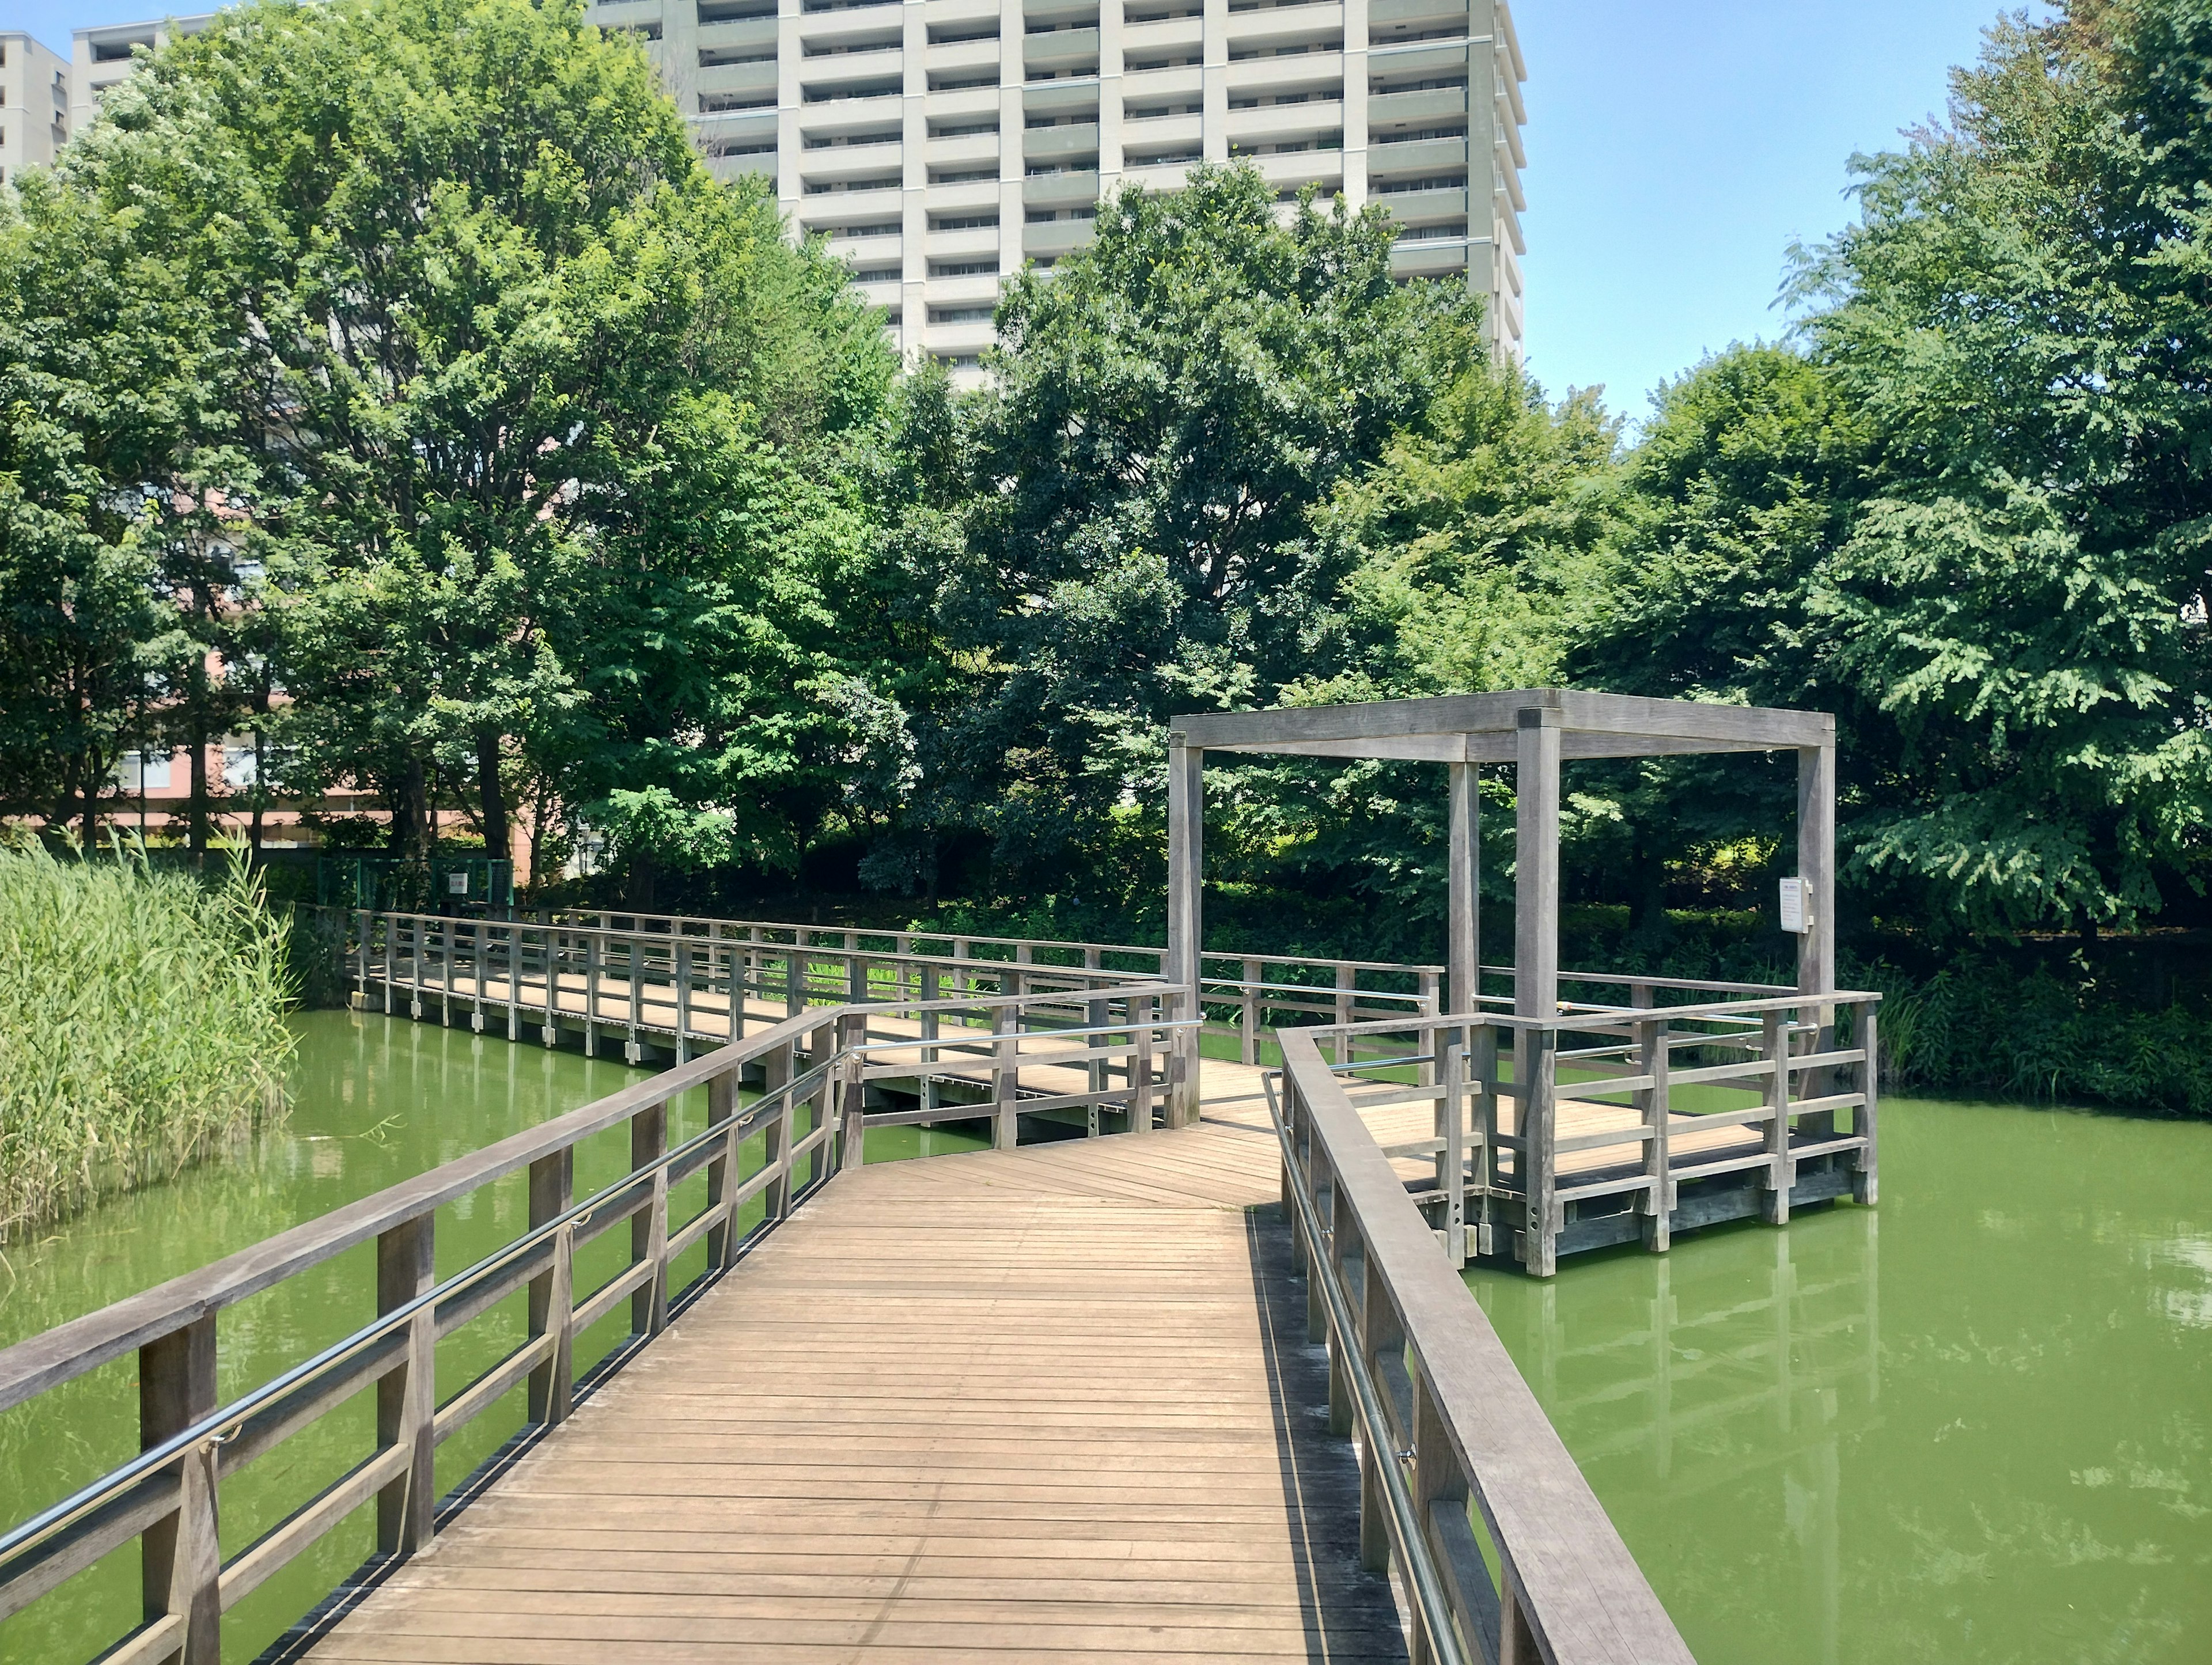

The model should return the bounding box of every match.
[0,34,71,185]
[43,0,1524,371]
[589,0,1525,369]
[70,13,215,138]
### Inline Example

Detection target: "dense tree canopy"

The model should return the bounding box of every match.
[6,0,2211,955]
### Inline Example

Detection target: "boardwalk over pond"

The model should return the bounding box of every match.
[293,1112,1407,1664]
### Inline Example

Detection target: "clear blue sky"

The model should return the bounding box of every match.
[1515,0,2032,419]
[18,0,2025,419]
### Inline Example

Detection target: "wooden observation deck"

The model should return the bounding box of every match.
[0,693,1880,1665]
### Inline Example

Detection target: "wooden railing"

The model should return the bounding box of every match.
[1268,1027,1699,1665]
[0,981,1189,1665]
[1283,991,1880,1277]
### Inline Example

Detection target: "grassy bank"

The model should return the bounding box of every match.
[0,840,296,1238]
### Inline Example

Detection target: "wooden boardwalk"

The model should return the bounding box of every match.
[293,1111,1410,1663]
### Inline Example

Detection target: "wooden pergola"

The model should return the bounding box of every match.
[1164,690,1837,1117]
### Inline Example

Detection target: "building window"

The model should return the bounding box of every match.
[929,212,999,230]
[928,306,995,324]
[930,259,997,276]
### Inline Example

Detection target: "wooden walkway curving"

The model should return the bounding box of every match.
[292,1112,1410,1663]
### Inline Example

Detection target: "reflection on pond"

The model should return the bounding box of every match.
[1471,1096,2212,1664]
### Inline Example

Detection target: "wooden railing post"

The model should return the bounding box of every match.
[625,932,645,1063]
[1639,1015,1673,1253]
[704,1066,743,1269]
[808,1018,836,1186]
[353,908,370,1010]
[632,1103,669,1336]
[1335,964,1355,1064]
[838,1011,869,1170]
[1130,994,1155,1134]
[1853,1005,1880,1205]
[1241,958,1261,1065]
[675,938,693,1062]
[582,932,601,1058]
[1355,1247,1403,1576]
[375,1215,436,1556]
[541,930,560,1046]
[140,1315,218,1665]
[504,923,521,1041]
[1436,1034,1466,1267]
[526,1151,574,1425]
[991,1000,1018,1150]
[763,1040,798,1220]
[785,943,805,1021]
[1522,1029,1559,1278]
[1471,1023,1500,1256]
[1762,1009,1792,1226]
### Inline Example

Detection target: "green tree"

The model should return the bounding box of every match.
[885,164,1486,892]
[60,0,891,874]
[1789,0,2212,933]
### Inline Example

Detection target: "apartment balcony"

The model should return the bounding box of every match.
[927,130,1002,169]
[927,223,1004,261]
[1255,149,1342,189]
[823,222,906,257]
[1020,172,1096,215]
[1372,183,1467,223]
[1389,236,1469,278]
[925,177,1002,213]
[1024,0,1100,28]
[696,15,779,54]
[801,140,905,183]
[1024,26,1100,76]
[801,183,906,226]
[926,271,1004,305]
[1368,84,1468,126]
[924,0,1001,29]
[1023,216,1096,259]
[1369,0,1470,28]
[695,60,779,103]
[1224,98,1342,147]
[1024,120,1100,162]
[1120,14,1203,54]
[1368,133,1468,176]
[1122,157,1200,190]
[1223,2,1343,51]
[1120,109,1201,150]
[927,35,1001,75]
[923,317,997,352]
[798,5,906,46]
[1225,52,1340,93]
[801,48,907,95]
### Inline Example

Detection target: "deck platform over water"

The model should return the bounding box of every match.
[293,1112,1404,1664]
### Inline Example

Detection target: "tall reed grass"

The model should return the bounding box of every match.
[0,837,296,1238]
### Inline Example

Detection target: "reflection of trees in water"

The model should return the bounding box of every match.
[1495,1214,1881,1665]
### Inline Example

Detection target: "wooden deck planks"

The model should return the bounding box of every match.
[294,1124,1407,1664]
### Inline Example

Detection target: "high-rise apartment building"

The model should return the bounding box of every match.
[0,33,71,185]
[588,0,1525,369]
[47,0,1525,373]
[70,14,214,138]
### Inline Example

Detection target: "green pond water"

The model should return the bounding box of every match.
[3,1012,2210,1663]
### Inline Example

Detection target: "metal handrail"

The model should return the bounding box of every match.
[0,1061,827,1584]
[1261,1068,1472,1665]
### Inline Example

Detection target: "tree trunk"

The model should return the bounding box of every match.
[391,757,430,859]
[475,727,509,871]
[187,703,210,854]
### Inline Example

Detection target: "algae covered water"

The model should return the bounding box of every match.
[3,1014,2209,1662]
[1469,1096,2212,1664]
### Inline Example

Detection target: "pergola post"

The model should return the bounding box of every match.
[1166,742,1204,1127]
[1796,740,1835,1006]
[1513,709,1561,1020]
[1447,760,1479,1018]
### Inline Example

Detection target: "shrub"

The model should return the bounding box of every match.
[0,838,296,1236]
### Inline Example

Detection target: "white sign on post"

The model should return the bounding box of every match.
[448,870,469,896]
[1778,876,1808,935]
